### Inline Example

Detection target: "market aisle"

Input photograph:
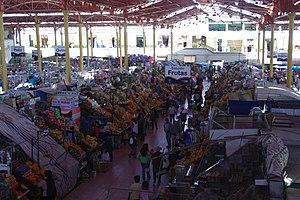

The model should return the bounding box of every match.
[63,114,168,200]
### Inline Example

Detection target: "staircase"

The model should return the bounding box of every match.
[273,113,293,128]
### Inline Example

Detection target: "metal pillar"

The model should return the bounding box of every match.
[153,25,156,65]
[119,26,122,68]
[86,26,90,67]
[269,23,275,79]
[54,26,59,72]
[35,20,42,77]
[60,28,63,46]
[171,28,174,60]
[124,22,128,69]
[18,28,22,46]
[257,30,260,64]
[79,22,84,72]
[0,11,7,91]
[143,26,146,55]
[262,28,266,73]
[63,10,71,83]
[18,27,23,67]
[287,12,296,88]
[90,27,93,57]
[116,28,119,57]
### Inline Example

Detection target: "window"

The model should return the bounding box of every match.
[209,24,226,31]
[244,24,256,31]
[265,25,280,31]
[228,23,242,31]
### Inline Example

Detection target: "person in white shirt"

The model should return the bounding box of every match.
[128,175,142,200]
[168,105,177,124]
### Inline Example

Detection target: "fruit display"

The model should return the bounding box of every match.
[81,135,98,149]
[22,161,46,185]
[64,140,86,161]
[50,129,64,144]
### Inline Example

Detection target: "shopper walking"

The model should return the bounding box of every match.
[128,175,142,200]
[137,143,151,181]
[128,132,137,158]
[150,108,159,130]
[169,121,181,150]
[163,118,172,150]
[138,114,146,141]
[151,146,163,185]
[180,108,188,131]
[168,105,177,124]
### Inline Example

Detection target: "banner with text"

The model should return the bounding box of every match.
[54,46,66,56]
[11,46,25,57]
[165,66,191,84]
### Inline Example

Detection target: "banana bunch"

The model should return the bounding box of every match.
[85,135,98,148]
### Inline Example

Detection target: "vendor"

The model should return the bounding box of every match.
[37,170,57,200]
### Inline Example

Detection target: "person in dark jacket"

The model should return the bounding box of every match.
[150,108,159,130]
[45,170,57,200]
[151,146,163,185]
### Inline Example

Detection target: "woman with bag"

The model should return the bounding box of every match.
[137,143,151,181]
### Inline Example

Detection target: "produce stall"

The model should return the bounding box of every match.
[0,103,79,197]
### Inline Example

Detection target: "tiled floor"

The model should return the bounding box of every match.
[63,114,169,200]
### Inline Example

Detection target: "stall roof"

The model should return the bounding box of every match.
[2,0,300,29]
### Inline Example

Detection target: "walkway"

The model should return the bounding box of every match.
[63,115,169,200]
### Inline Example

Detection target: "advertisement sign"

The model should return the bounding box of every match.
[54,46,66,56]
[32,50,42,58]
[165,66,191,84]
[11,46,25,57]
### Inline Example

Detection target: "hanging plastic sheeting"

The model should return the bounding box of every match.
[0,103,79,197]
[258,133,289,179]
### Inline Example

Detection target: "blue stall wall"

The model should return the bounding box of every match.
[229,100,272,115]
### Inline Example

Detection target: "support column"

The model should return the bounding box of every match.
[18,27,23,67]
[153,25,156,65]
[171,27,174,60]
[257,30,260,64]
[119,26,122,68]
[60,28,63,46]
[143,26,146,55]
[63,10,71,83]
[86,26,90,67]
[18,28,22,46]
[79,22,84,72]
[35,19,42,77]
[54,26,59,72]
[262,28,266,73]
[287,12,296,88]
[116,28,119,57]
[90,27,93,57]
[0,11,7,91]
[124,22,128,69]
[269,23,275,79]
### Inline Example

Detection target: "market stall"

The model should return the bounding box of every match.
[0,103,79,197]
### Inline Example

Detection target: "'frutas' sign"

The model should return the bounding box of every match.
[165,66,191,84]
